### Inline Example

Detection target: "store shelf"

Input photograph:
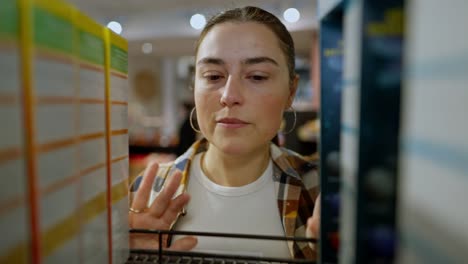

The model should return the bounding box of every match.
[126,230,317,264]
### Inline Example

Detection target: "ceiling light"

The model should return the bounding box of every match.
[107,21,122,34]
[190,14,206,30]
[142,43,153,54]
[283,8,300,23]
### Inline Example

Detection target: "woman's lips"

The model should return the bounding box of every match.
[217,118,249,128]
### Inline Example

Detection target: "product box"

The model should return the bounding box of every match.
[397,0,468,262]
[339,0,362,262]
[32,0,80,262]
[319,1,344,262]
[0,0,30,263]
[0,0,130,263]
[75,9,109,264]
[340,1,404,262]
[106,29,130,264]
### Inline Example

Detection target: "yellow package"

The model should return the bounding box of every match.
[105,29,130,264]
[74,9,109,264]
[32,0,80,262]
[0,0,30,263]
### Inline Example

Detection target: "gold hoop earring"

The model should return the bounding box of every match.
[189,107,201,133]
[283,106,297,135]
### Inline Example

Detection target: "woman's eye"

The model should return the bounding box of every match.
[208,75,221,81]
[203,74,223,81]
[250,75,268,81]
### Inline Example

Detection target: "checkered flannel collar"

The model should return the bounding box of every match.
[172,138,305,185]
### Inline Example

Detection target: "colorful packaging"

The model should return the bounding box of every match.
[106,29,130,264]
[397,0,468,262]
[339,0,362,261]
[75,9,109,264]
[0,0,130,263]
[32,0,80,262]
[0,0,30,263]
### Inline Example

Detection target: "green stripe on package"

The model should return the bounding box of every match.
[0,0,19,37]
[80,30,104,65]
[33,6,73,54]
[111,45,128,74]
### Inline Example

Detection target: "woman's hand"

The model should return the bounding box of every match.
[306,193,321,240]
[129,162,197,250]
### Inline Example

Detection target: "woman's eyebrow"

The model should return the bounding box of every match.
[196,56,279,68]
[197,57,224,66]
[243,57,279,67]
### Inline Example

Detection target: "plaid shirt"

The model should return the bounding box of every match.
[130,138,320,259]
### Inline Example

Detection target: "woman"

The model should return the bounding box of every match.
[129,6,320,260]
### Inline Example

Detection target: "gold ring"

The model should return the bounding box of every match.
[129,207,147,214]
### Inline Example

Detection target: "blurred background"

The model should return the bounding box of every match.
[66,0,321,181]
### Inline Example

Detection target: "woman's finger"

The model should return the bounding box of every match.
[131,162,159,211]
[149,171,183,218]
[307,193,321,238]
[168,236,198,251]
[161,193,190,226]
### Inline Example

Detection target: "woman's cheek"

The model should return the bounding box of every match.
[195,94,218,134]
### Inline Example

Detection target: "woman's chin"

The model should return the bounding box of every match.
[219,143,248,155]
[211,136,269,156]
[212,137,250,155]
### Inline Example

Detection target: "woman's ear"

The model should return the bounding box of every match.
[287,74,300,108]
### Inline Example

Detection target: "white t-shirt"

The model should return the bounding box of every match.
[173,153,291,258]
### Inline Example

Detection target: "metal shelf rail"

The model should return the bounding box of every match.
[127,229,318,264]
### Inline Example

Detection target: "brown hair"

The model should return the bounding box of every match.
[195,6,296,84]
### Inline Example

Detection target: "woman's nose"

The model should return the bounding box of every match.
[220,76,244,107]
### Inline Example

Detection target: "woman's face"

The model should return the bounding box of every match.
[194,22,297,155]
